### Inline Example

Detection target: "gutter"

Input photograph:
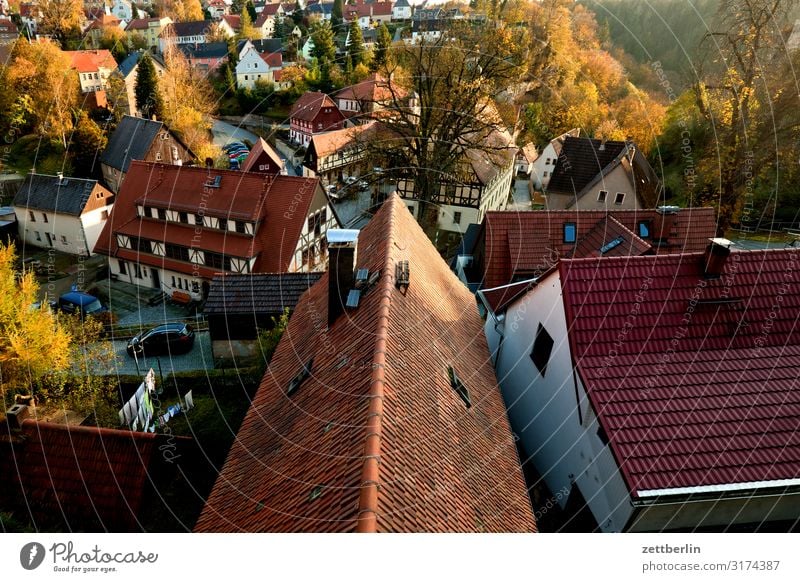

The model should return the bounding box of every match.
[633,479,800,506]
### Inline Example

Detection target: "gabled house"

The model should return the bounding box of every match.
[485,244,800,532]
[241,137,285,174]
[235,38,283,89]
[110,0,133,20]
[301,122,376,184]
[94,162,340,301]
[64,49,118,94]
[216,13,240,37]
[12,173,114,256]
[471,206,718,294]
[392,0,411,20]
[306,1,332,21]
[254,3,282,37]
[333,73,394,122]
[178,41,229,72]
[18,3,40,36]
[544,136,661,210]
[515,142,538,176]
[530,129,580,190]
[100,116,194,193]
[289,91,346,147]
[158,20,210,53]
[207,0,230,19]
[193,194,537,533]
[85,13,121,49]
[125,17,172,52]
[117,50,166,117]
[204,271,322,363]
[395,127,517,235]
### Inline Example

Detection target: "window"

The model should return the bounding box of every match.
[287,359,314,396]
[192,281,199,293]
[453,211,461,224]
[171,275,176,287]
[42,213,48,223]
[546,158,551,165]
[118,260,127,275]
[101,210,108,220]
[614,192,625,205]
[563,222,576,243]
[131,236,152,253]
[530,323,555,377]
[543,171,548,178]
[179,211,189,224]
[597,190,607,203]
[218,218,228,231]
[447,366,471,408]
[157,208,167,220]
[35,231,41,241]
[156,152,162,162]
[235,220,247,234]
[194,214,204,226]
[204,251,232,271]
[28,211,35,222]
[165,243,189,262]
[134,263,144,279]
[177,278,182,289]
[96,191,102,199]
[61,235,67,243]
[637,220,651,239]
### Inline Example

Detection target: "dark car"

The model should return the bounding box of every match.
[126,323,195,357]
[52,291,107,318]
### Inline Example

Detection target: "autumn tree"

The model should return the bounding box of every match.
[135,52,164,119]
[98,26,129,62]
[239,4,259,40]
[372,23,391,72]
[0,243,71,400]
[364,22,527,231]
[38,0,83,44]
[159,0,204,22]
[69,111,107,176]
[310,19,337,91]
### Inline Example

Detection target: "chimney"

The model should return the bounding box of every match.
[654,205,680,242]
[5,404,29,431]
[327,229,359,327]
[702,238,733,279]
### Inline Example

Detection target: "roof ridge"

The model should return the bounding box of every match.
[355,198,399,533]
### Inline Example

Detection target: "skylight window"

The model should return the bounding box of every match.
[530,324,554,377]
[287,358,314,396]
[563,223,576,243]
[447,366,471,408]
[600,237,625,254]
[637,221,651,239]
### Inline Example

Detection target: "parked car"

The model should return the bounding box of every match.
[326,184,344,200]
[126,323,195,357]
[51,291,107,318]
[344,175,358,185]
[357,180,369,190]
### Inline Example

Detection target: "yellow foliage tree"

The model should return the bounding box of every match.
[159,0,204,22]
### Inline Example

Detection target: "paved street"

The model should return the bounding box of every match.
[211,119,260,148]
[102,331,213,376]
[506,177,533,211]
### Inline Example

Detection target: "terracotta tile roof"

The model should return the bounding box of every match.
[241,137,284,173]
[260,50,282,68]
[0,420,159,531]
[88,13,120,31]
[194,194,537,532]
[560,248,800,495]
[255,5,280,23]
[125,18,157,31]
[221,14,241,30]
[306,122,376,159]
[573,215,651,259]
[290,91,340,123]
[94,161,326,274]
[477,207,718,291]
[204,272,323,314]
[64,49,118,73]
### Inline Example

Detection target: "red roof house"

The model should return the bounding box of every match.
[471,206,718,309]
[193,194,537,532]
[94,162,340,301]
[486,243,800,531]
[289,91,345,148]
[241,137,285,174]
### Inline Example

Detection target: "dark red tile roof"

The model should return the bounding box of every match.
[241,137,284,173]
[560,248,800,495]
[477,208,717,291]
[94,161,325,274]
[204,272,323,314]
[0,420,158,531]
[290,91,340,123]
[194,194,536,532]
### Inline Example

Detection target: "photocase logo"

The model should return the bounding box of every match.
[20,542,46,570]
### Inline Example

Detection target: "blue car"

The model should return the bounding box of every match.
[52,291,107,318]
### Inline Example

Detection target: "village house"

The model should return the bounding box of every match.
[125,17,172,52]
[306,1,332,22]
[544,135,662,210]
[206,0,230,19]
[468,206,718,298]
[204,271,322,363]
[530,128,580,190]
[332,73,395,123]
[12,173,114,256]
[515,142,538,177]
[395,128,517,236]
[64,49,118,94]
[218,13,240,37]
[301,122,375,184]
[178,41,229,73]
[346,0,392,28]
[159,20,212,53]
[18,3,40,36]
[289,91,346,147]
[483,243,800,532]
[193,194,537,533]
[94,162,339,301]
[241,137,285,174]
[85,13,121,49]
[117,51,166,117]
[110,0,133,20]
[236,38,283,89]
[100,116,193,194]
[392,0,412,20]
[254,4,282,37]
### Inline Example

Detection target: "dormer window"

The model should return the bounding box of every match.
[287,359,313,396]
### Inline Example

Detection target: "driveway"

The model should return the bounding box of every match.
[211,119,260,148]
[104,331,213,376]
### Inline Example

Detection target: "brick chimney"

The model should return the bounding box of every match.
[703,238,733,279]
[654,205,680,242]
[327,229,359,327]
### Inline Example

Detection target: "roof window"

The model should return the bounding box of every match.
[448,366,471,408]
[287,358,313,396]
